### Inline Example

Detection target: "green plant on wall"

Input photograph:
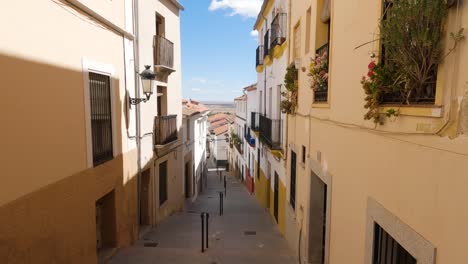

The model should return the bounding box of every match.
[230,131,240,145]
[361,0,464,124]
[281,64,299,114]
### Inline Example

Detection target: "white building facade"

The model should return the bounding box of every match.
[253,0,289,232]
[182,100,209,201]
[136,0,184,229]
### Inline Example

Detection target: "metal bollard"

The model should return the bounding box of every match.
[205,213,209,249]
[224,175,227,197]
[201,213,205,253]
[219,192,224,216]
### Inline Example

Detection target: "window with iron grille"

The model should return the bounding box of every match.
[89,72,113,167]
[290,151,297,209]
[373,223,416,264]
[159,161,168,205]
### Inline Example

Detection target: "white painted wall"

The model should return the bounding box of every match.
[137,0,183,169]
[256,0,288,185]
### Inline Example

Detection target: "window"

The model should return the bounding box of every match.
[159,161,168,205]
[290,151,297,209]
[305,7,312,54]
[157,86,167,116]
[302,145,306,164]
[314,0,331,103]
[156,13,165,37]
[373,223,416,264]
[379,0,437,105]
[89,72,113,167]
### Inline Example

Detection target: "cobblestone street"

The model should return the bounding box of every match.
[109,162,296,264]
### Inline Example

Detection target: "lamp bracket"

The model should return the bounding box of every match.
[129,97,148,105]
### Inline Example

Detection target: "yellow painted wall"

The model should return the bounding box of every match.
[269,179,286,235]
[0,150,139,264]
[287,0,468,263]
[254,167,270,209]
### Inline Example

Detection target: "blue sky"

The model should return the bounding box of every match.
[179,0,262,102]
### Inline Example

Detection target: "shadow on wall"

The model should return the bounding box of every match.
[0,53,139,264]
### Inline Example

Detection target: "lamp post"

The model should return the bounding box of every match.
[129,65,156,105]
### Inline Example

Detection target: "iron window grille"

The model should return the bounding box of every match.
[264,29,270,57]
[314,43,330,103]
[89,72,113,167]
[373,223,416,264]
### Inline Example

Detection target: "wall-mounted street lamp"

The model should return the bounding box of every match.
[129,65,156,105]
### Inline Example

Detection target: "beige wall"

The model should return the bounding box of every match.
[0,0,134,207]
[0,0,139,263]
[287,0,468,263]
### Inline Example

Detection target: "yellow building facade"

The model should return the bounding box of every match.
[285,0,468,263]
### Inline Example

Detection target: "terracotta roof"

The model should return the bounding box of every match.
[208,113,234,123]
[213,125,228,136]
[243,83,257,92]
[234,95,247,101]
[182,99,209,117]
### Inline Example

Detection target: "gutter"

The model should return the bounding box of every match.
[63,0,134,40]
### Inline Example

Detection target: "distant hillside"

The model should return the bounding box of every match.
[202,101,235,114]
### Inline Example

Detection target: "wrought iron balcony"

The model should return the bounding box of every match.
[154,35,174,69]
[264,29,270,57]
[259,114,282,150]
[256,45,264,66]
[271,13,287,47]
[314,43,329,103]
[251,112,259,131]
[154,115,178,146]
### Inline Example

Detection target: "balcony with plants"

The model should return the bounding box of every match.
[360,0,464,125]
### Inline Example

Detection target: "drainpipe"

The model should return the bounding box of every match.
[132,0,143,231]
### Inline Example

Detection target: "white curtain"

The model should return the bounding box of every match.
[320,0,331,23]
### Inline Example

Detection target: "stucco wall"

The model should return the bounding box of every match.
[287,0,468,263]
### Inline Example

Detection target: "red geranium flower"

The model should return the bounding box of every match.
[367,71,374,77]
[368,61,376,70]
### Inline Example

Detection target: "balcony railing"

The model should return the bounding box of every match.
[154,115,178,146]
[271,13,287,47]
[264,29,270,57]
[314,43,329,103]
[154,35,174,69]
[256,45,264,66]
[251,112,259,131]
[381,69,437,105]
[259,114,282,150]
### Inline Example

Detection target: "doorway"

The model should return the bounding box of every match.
[308,171,328,264]
[185,161,191,198]
[140,169,151,226]
[273,171,279,222]
[96,191,117,253]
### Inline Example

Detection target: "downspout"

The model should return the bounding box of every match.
[132,0,143,230]
[283,0,292,162]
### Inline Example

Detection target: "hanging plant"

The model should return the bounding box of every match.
[308,50,329,91]
[361,0,464,124]
[281,64,298,114]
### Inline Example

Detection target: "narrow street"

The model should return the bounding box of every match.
[109,159,296,264]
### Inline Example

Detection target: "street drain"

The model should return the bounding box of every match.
[244,231,257,236]
[143,242,158,247]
